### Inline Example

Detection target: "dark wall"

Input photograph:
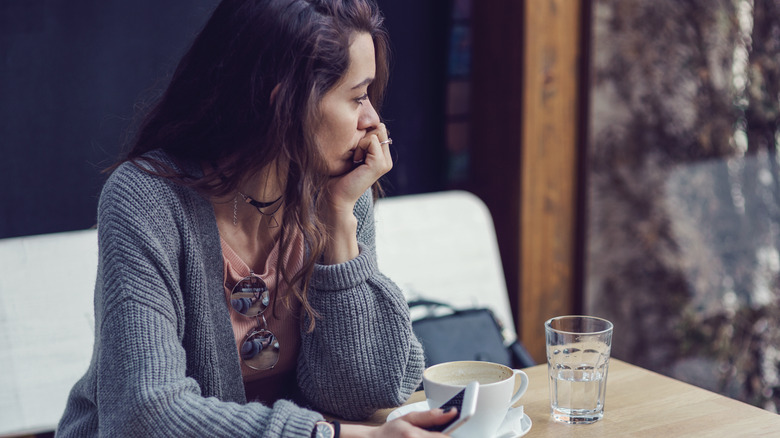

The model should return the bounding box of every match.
[0,0,449,239]
[0,1,218,238]
[376,0,450,197]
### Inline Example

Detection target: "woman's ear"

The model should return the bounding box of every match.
[270,83,282,105]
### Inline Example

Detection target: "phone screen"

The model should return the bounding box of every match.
[424,381,478,434]
[425,388,466,432]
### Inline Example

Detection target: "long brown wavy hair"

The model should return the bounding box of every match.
[116,0,390,330]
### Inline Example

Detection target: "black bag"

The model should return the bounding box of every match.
[409,300,535,369]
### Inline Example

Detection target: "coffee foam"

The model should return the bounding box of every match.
[425,362,512,386]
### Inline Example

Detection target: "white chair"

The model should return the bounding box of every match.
[374,190,517,345]
[0,229,98,437]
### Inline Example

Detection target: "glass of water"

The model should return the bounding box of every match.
[545,315,613,424]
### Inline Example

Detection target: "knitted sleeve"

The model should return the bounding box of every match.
[56,163,322,438]
[297,189,426,420]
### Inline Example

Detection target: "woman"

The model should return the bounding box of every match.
[56,0,456,436]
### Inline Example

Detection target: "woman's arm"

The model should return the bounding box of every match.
[318,123,392,265]
[298,190,425,420]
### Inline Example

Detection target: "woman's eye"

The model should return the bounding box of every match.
[354,93,369,105]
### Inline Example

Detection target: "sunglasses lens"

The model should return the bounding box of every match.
[230,275,269,317]
[241,329,280,370]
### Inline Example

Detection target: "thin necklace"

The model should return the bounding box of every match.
[238,192,284,228]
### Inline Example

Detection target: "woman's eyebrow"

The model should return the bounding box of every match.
[351,77,374,90]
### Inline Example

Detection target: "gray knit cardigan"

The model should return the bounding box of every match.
[56,154,425,437]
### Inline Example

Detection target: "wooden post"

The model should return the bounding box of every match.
[470,0,584,363]
[520,0,583,361]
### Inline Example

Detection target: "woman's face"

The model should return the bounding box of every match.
[315,32,380,176]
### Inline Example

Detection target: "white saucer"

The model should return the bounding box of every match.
[386,401,532,438]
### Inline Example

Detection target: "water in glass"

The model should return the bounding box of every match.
[549,363,607,423]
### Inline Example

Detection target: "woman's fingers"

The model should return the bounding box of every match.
[398,408,458,430]
[354,409,456,438]
[352,123,391,167]
[360,132,392,174]
[372,122,389,142]
[329,123,393,207]
[352,145,366,164]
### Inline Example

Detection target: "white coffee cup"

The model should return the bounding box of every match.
[423,361,528,438]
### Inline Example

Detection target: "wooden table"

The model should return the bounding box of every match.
[364,359,780,437]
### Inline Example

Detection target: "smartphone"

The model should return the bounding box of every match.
[426,381,479,435]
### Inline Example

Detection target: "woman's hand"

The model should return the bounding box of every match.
[339,408,458,438]
[319,123,392,264]
[327,123,392,209]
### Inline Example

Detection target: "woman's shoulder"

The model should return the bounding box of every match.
[106,150,181,186]
[103,151,196,201]
[99,151,203,227]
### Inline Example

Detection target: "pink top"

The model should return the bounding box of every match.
[221,230,304,403]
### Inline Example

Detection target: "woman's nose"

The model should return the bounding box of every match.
[358,99,380,131]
